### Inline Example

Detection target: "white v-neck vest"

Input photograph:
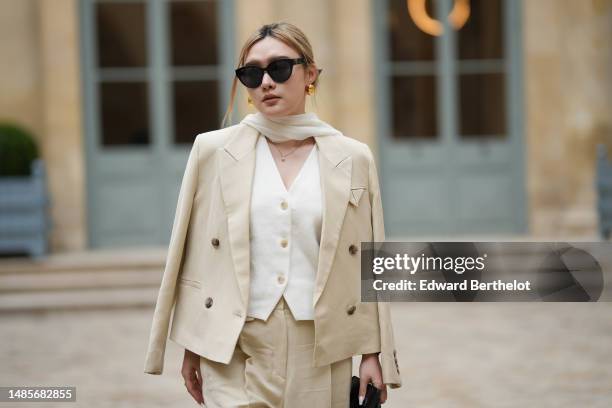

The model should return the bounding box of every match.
[247,135,322,321]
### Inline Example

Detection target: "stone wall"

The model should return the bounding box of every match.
[524,0,612,237]
[0,0,86,252]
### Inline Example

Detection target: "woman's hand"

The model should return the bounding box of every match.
[181,348,205,406]
[359,352,387,404]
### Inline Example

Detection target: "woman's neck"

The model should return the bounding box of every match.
[266,136,314,147]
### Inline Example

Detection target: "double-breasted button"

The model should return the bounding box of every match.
[211,238,220,248]
[204,297,213,308]
[346,305,356,315]
[349,244,358,255]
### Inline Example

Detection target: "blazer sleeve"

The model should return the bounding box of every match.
[144,137,200,375]
[366,145,403,389]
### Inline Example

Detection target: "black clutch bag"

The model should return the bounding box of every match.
[350,375,382,408]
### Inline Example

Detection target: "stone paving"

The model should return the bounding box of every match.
[1,302,612,407]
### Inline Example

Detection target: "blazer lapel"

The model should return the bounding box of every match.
[312,135,352,307]
[218,125,352,310]
[218,126,259,310]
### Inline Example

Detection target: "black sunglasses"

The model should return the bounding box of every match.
[235,57,307,88]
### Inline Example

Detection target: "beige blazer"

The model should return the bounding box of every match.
[143,123,402,388]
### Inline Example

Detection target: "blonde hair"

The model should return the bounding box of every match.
[221,22,320,128]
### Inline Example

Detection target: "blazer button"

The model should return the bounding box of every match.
[348,244,358,255]
[204,297,213,308]
[211,238,220,248]
[346,305,356,315]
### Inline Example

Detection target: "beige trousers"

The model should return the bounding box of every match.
[200,296,352,408]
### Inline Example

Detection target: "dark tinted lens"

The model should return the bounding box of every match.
[237,66,263,88]
[267,59,293,83]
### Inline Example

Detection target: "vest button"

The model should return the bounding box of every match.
[346,305,356,315]
[204,297,213,308]
[211,238,220,248]
[349,244,358,255]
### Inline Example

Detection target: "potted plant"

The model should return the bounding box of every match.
[0,123,52,257]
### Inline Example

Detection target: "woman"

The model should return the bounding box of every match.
[143,22,402,407]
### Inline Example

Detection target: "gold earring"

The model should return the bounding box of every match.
[247,96,253,106]
[307,84,315,95]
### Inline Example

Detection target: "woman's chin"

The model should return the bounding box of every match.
[259,105,290,117]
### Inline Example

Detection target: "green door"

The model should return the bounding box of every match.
[80,0,234,247]
[374,0,526,237]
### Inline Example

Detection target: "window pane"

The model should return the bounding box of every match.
[391,75,437,139]
[388,0,435,61]
[100,82,150,146]
[173,81,219,144]
[459,73,506,137]
[96,2,147,67]
[170,0,218,66]
[458,0,503,60]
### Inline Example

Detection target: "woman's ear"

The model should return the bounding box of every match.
[307,64,319,85]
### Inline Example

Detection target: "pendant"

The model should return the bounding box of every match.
[281,158,286,162]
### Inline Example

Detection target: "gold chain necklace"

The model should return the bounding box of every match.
[269,139,306,162]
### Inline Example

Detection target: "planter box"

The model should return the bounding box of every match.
[0,159,52,258]
[597,144,612,240]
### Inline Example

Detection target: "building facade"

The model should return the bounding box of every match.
[1,0,610,252]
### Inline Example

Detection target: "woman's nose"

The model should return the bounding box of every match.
[261,71,275,89]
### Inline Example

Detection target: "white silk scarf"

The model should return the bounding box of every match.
[240,111,342,142]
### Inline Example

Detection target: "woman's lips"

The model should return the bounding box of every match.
[263,96,280,104]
